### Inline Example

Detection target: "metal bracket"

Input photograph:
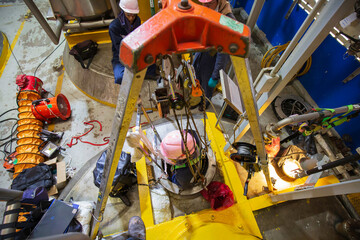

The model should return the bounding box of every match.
[119,0,250,72]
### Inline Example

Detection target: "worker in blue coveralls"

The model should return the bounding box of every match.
[193,0,235,111]
[109,0,156,84]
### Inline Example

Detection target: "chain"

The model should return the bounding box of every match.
[172,107,198,179]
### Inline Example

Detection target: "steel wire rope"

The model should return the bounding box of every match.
[2,32,25,74]
[34,38,66,77]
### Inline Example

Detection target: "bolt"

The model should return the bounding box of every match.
[229,43,238,53]
[178,0,191,10]
[144,54,154,64]
[217,46,223,52]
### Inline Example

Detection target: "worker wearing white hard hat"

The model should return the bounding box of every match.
[109,0,140,84]
[109,0,158,84]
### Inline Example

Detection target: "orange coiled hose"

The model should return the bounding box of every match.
[14,90,45,178]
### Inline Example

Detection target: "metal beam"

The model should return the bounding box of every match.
[231,57,273,192]
[270,0,326,76]
[24,0,63,45]
[246,0,265,31]
[225,0,356,151]
[90,68,147,239]
[271,179,360,202]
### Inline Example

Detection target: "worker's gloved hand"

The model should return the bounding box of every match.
[208,78,218,88]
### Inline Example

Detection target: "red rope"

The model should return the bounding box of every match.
[67,120,109,147]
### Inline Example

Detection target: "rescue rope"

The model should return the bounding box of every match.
[67,120,109,147]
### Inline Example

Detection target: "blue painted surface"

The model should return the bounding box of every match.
[236,0,360,150]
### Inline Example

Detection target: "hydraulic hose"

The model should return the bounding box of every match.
[297,153,360,178]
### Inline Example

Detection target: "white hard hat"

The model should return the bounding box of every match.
[119,0,140,14]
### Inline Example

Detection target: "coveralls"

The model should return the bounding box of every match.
[109,10,141,84]
[193,0,235,105]
[109,11,157,84]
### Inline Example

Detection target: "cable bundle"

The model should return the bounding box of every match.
[261,42,312,77]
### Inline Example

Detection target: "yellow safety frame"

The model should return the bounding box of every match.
[132,112,340,239]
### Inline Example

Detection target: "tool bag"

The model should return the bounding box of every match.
[11,163,53,191]
[93,150,137,206]
[69,40,98,69]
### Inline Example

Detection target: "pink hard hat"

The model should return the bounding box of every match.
[198,0,214,3]
[160,130,197,165]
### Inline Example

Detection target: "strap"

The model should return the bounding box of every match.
[85,55,95,69]
[79,56,94,69]
[329,105,353,123]
[0,223,16,230]
[0,232,17,240]
[77,56,87,69]
[3,208,20,216]
[324,105,354,129]
[174,155,200,169]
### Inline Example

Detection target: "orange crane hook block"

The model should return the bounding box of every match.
[119,0,251,72]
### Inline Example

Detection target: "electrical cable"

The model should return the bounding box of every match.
[0,138,17,148]
[0,108,17,118]
[34,38,66,77]
[261,42,312,78]
[0,118,18,124]
[2,32,25,75]
[0,124,17,141]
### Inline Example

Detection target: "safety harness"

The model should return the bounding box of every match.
[298,105,359,136]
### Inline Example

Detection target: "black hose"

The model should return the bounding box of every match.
[0,118,18,124]
[301,153,360,177]
[0,108,17,118]
[0,122,18,141]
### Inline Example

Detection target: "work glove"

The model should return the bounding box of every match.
[208,77,218,88]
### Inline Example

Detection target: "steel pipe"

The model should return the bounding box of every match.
[298,153,360,178]
[0,188,23,202]
[23,0,64,45]
[63,19,113,30]
[246,0,265,31]
[110,0,119,18]
[36,233,91,240]
[270,0,326,77]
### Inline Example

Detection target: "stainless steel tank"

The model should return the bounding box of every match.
[49,0,113,20]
